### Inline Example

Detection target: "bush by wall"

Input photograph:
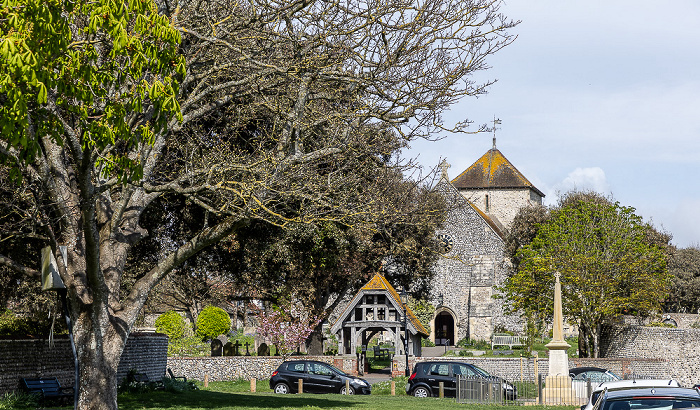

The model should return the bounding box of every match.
[196,306,231,340]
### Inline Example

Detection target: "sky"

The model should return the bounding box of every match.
[403,0,700,248]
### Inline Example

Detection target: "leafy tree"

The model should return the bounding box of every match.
[0,0,516,408]
[195,306,231,340]
[154,310,186,340]
[500,193,671,358]
[256,302,320,358]
[666,246,700,313]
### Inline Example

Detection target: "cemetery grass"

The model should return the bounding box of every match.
[116,379,578,410]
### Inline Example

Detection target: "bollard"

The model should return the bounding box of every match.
[439,382,444,398]
[204,373,209,388]
[298,378,303,394]
[251,378,256,393]
[345,379,350,394]
[538,373,543,405]
[391,380,396,396]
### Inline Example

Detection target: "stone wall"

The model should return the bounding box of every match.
[0,333,167,394]
[166,355,359,381]
[391,355,673,383]
[600,325,700,386]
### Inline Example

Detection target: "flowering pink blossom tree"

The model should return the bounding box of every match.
[257,304,320,358]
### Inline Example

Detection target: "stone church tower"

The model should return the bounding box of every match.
[429,141,544,344]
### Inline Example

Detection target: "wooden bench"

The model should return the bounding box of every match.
[491,335,524,350]
[21,377,74,405]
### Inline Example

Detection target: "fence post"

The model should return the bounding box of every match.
[439,382,444,398]
[520,354,524,382]
[298,378,303,394]
[345,379,350,395]
[391,380,395,396]
[250,378,256,393]
[204,373,209,388]
[538,373,543,405]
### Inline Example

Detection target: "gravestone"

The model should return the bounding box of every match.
[223,342,234,356]
[257,342,270,356]
[211,339,223,357]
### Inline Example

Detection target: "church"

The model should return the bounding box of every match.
[428,139,545,345]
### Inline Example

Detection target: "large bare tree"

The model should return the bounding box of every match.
[0,0,517,408]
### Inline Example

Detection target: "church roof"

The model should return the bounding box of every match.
[330,273,429,336]
[451,148,545,197]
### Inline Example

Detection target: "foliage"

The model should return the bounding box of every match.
[167,332,209,357]
[645,321,676,328]
[666,246,700,313]
[421,337,436,347]
[0,0,516,407]
[256,303,320,357]
[161,377,199,394]
[456,337,491,350]
[0,391,38,410]
[228,328,255,350]
[195,306,231,341]
[407,298,436,333]
[501,192,671,358]
[155,311,187,341]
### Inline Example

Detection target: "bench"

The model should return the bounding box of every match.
[21,377,74,405]
[373,346,394,360]
[167,368,187,382]
[491,335,524,350]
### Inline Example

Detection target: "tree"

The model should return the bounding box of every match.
[0,0,516,408]
[256,302,320,358]
[154,310,186,340]
[666,246,700,313]
[500,193,671,358]
[195,305,231,340]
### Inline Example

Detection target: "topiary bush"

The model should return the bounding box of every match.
[155,311,186,340]
[195,306,231,340]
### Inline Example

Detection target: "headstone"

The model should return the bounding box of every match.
[211,339,223,357]
[257,342,270,356]
[223,342,234,356]
[245,342,251,356]
[233,340,242,356]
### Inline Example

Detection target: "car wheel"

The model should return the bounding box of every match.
[340,385,355,395]
[413,386,430,398]
[274,383,290,394]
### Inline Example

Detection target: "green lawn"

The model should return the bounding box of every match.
[115,380,578,410]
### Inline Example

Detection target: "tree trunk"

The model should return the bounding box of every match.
[306,325,324,355]
[73,311,126,410]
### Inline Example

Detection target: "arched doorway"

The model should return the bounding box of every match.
[434,311,455,346]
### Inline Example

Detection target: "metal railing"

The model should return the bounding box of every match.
[456,374,594,406]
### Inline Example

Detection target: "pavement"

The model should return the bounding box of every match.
[361,368,392,385]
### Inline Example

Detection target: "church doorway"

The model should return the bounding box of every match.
[434,311,455,346]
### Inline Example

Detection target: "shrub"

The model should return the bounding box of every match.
[155,311,186,340]
[196,306,231,340]
[0,391,38,410]
[421,337,435,347]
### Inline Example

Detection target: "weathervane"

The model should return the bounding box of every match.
[492,117,501,149]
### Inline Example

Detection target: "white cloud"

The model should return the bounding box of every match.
[545,167,611,206]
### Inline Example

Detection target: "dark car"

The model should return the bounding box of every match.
[269,360,371,395]
[406,361,516,399]
[592,387,700,410]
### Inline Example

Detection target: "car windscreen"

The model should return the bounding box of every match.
[327,364,347,376]
[471,365,491,378]
[602,398,700,410]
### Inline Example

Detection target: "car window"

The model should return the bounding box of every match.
[603,398,700,410]
[428,363,450,376]
[472,365,491,377]
[452,364,477,377]
[308,363,334,376]
[287,362,306,373]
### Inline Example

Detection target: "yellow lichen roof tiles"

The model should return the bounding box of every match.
[361,273,430,336]
[451,148,545,197]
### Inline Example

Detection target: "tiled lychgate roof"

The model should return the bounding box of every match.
[361,273,429,336]
[331,273,429,337]
[451,148,545,197]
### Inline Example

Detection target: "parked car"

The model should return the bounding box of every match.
[591,387,700,410]
[406,361,516,399]
[269,360,371,395]
[570,367,622,398]
[580,379,681,410]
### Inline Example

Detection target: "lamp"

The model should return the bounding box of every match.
[399,288,409,377]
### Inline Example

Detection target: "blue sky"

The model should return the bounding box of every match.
[404,0,700,248]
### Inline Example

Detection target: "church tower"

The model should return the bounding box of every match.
[450,139,544,231]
